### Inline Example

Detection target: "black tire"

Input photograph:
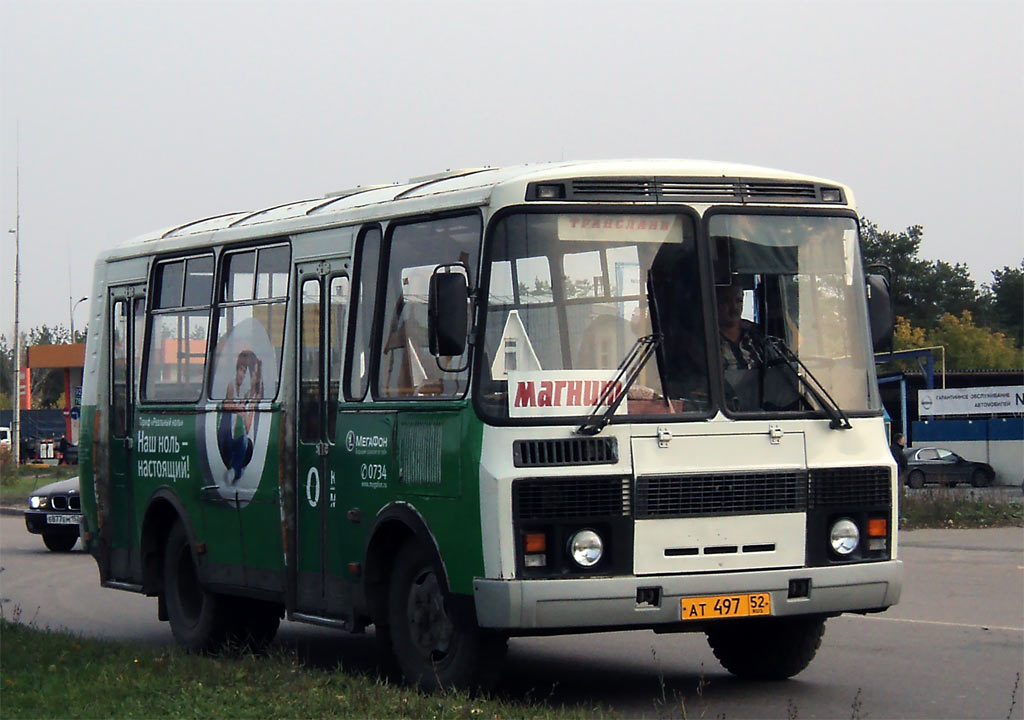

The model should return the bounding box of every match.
[42,533,77,552]
[387,541,507,692]
[225,598,282,653]
[908,470,925,489]
[706,615,826,680]
[971,469,989,488]
[163,521,231,653]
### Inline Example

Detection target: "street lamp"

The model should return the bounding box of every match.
[70,296,88,340]
[8,221,20,467]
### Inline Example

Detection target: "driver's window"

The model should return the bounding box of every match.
[919,449,938,461]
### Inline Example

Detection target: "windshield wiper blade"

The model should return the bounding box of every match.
[576,334,661,436]
[763,336,852,430]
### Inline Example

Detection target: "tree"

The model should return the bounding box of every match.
[0,324,87,410]
[978,261,1023,347]
[859,219,980,329]
[0,335,13,410]
[928,311,1024,370]
[891,312,1023,371]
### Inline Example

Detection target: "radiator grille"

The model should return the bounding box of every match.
[561,177,832,204]
[809,467,891,508]
[514,476,630,519]
[513,437,618,467]
[635,471,807,519]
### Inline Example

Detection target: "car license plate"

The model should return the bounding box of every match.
[46,513,81,526]
[680,592,771,620]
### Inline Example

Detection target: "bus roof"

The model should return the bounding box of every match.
[106,159,851,261]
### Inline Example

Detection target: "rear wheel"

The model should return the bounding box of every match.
[908,470,925,489]
[707,615,826,680]
[971,469,989,488]
[163,521,231,652]
[387,541,506,691]
[42,532,77,552]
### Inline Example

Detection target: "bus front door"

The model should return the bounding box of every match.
[295,268,353,616]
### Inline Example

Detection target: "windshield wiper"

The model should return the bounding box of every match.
[576,334,661,436]
[762,336,852,430]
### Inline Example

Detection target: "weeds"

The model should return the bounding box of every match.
[1008,671,1020,720]
[0,619,600,719]
[901,490,1022,528]
[849,687,863,720]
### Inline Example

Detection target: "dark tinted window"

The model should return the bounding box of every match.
[155,261,184,308]
[183,256,214,306]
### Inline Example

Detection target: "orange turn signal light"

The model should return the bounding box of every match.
[867,518,888,537]
[524,533,546,553]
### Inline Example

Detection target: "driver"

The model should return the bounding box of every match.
[716,283,762,370]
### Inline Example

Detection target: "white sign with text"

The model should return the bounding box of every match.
[918,385,1024,416]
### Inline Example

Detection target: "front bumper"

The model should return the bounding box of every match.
[24,510,82,536]
[474,560,903,630]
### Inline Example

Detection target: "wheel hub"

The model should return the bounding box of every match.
[406,569,453,658]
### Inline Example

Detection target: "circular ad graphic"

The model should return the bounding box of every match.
[196,317,278,507]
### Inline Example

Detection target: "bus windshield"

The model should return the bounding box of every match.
[709,213,880,416]
[478,211,880,424]
[478,212,711,422]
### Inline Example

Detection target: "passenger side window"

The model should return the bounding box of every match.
[143,255,213,402]
[209,243,290,403]
[376,215,480,399]
[345,227,381,401]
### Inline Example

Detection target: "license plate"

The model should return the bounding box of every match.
[680,592,771,620]
[46,513,81,526]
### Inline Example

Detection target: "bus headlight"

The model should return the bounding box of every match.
[829,518,860,556]
[568,529,603,568]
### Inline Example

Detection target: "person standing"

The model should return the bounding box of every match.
[890,432,909,494]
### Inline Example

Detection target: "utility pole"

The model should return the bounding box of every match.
[10,130,21,466]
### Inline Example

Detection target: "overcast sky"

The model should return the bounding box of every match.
[2,0,1022,334]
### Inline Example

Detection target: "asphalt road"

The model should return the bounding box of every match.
[2,514,1021,719]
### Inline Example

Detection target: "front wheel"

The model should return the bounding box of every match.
[706,615,826,680]
[42,532,77,552]
[163,521,231,653]
[908,470,925,489]
[387,542,506,691]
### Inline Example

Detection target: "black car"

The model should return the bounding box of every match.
[24,477,82,551]
[904,447,995,489]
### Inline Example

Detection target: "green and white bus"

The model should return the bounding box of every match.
[80,159,901,689]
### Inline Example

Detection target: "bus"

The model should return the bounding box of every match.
[79,159,901,690]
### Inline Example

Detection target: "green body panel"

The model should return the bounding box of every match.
[296,430,326,609]
[330,402,485,596]
[128,408,285,574]
[78,405,98,541]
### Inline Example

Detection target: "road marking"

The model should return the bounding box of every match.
[843,614,1023,633]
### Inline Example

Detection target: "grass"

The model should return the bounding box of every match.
[0,462,79,506]
[901,489,1023,529]
[0,618,607,719]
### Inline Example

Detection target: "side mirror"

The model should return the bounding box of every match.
[866,273,894,353]
[428,269,469,357]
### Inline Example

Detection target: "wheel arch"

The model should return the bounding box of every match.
[140,488,198,597]
[363,502,449,625]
